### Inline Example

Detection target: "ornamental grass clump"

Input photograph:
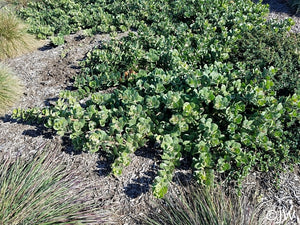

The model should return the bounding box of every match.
[0,148,113,224]
[3,0,38,8]
[0,9,37,60]
[143,182,248,225]
[0,63,22,116]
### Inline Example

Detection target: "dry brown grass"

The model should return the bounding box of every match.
[0,63,22,116]
[2,0,40,8]
[0,9,38,60]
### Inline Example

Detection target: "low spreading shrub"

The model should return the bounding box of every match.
[229,22,300,97]
[0,147,112,224]
[17,0,127,40]
[0,9,37,59]
[12,0,300,198]
[0,63,22,116]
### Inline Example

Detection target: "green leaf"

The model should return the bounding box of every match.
[242,119,254,130]
[233,114,243,124]
[169,114,182,125]
[218,158,231,173]
[228,123,237,134]
[225,140,241,155]
[146,96,160,109]
[153,178,169,199]
[182,102,194,117]
[145,48,159,62]
[214,95,229,110]
[178,121,189,132]
[53,117,68,133]
[72,120,85,132]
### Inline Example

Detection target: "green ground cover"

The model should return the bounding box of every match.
[11,0,300,198]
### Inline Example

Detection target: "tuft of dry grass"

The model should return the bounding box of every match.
[0,63,22,116]
[0,146,115,225]
[142,180,257,225]
[0,9,38,60]
[2,0,40,8]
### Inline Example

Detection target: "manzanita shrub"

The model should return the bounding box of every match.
[13,0,300,198]
[229,22,300,97]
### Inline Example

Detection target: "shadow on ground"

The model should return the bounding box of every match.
[254,0,298,16]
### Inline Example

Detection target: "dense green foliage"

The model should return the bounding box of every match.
[18,0,157,40]
[229,24,300,96]
[13,0,300,198]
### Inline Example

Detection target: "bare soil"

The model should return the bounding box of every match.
[0,1,299,224]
